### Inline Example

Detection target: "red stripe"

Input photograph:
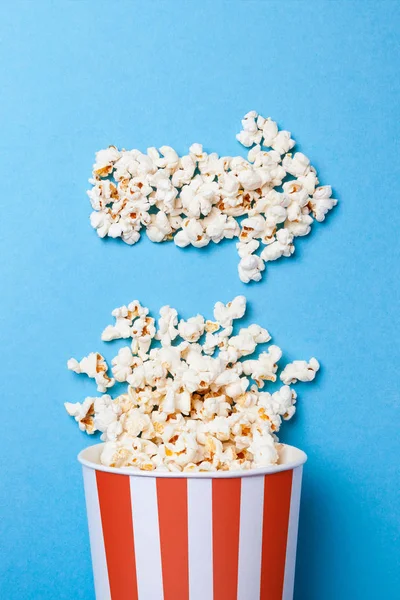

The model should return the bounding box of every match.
[212,478,241,600]
[157,478,189,600]
[96,471,138,600]
[260,470,293,599]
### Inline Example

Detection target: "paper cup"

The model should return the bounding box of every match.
[78,443,307,600]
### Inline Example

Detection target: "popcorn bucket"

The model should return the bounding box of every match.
[78,443,307,600]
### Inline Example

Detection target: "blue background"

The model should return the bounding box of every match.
[1,1,399,598]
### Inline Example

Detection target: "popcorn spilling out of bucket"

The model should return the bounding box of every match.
[66,296,319,473]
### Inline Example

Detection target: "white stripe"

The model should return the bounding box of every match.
[282,466,303,600]
[82,467,111,600]
[187,478,213,600]
[129,477,164,600]
[237,475,265,600]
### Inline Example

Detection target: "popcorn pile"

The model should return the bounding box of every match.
[65,297,319,472]
[88,111,336,283]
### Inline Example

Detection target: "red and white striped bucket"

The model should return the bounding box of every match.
[78,443,307,600]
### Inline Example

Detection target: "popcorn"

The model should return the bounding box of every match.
[67,353,114,392]
[178,315,205,342]
[228,329,259,357]
[270,131,295,155]
[156,146,180,170]
[238,254,265,283]
[260,228,295,262]
[267,385,298,420]
[282,152,311,178]
[119,409,153,439]
[93,146,121,178]
[156,306,179,346]
[163,431,199,467]
[236,239,260,258]
[242,345,281,387]
[146,211,172,242]
[285,212,313,237]
[239,215,266,241]
[203,210,240,243]
[111,347,136,382]
[101,301,147,341]
[261,119,279,147]
[213,295,246,328]
[87,112,337,283]
[248,430,279,467]
[100,442,136,468]
[310,186,338,222]
[202,327,232,356]
[131,315,156,357]
[93,395,123,441]
[237,168,264,191]
[65,397,96,434]
[236,110,263,147]
[280,358,320,385]
[66,298,320,472]
[247,324,271,344]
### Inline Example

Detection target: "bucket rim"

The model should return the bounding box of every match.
[78,442,307,479]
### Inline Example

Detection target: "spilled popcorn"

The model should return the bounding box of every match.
[65,297,319,472]
[88,111,336,283]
